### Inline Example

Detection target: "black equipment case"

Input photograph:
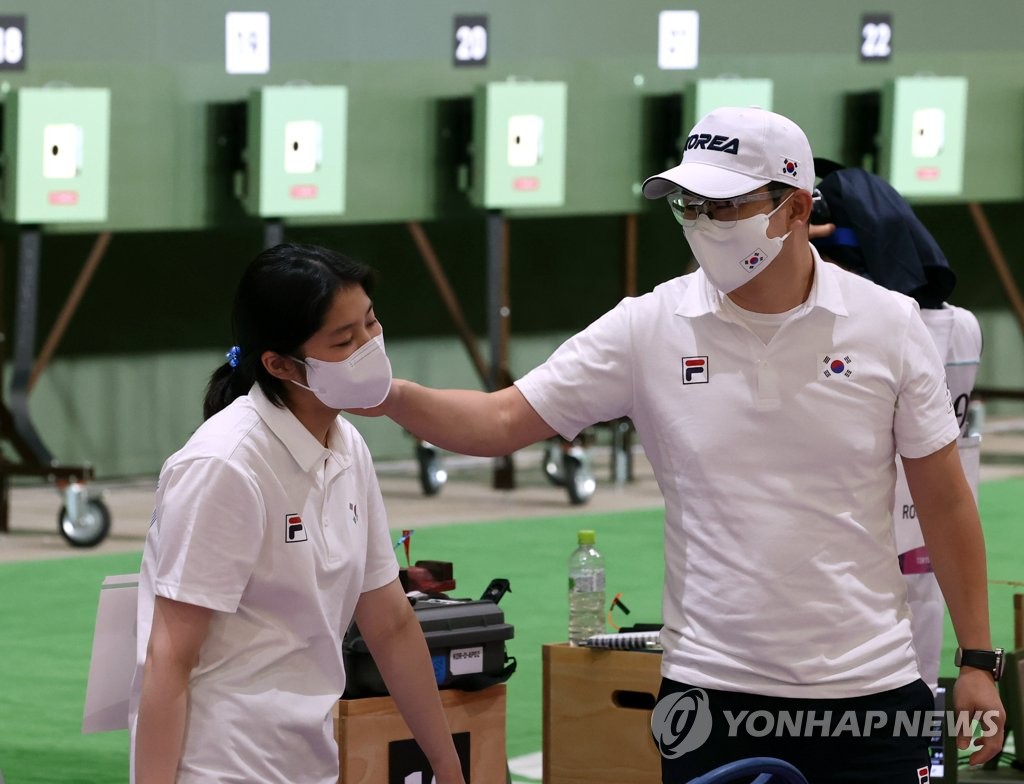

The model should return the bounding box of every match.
[342,597,516,698]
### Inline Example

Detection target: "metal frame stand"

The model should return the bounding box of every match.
[0,228,96,533]
[406,213,647,503]
[263,218,284,250]
[485,211,515,489]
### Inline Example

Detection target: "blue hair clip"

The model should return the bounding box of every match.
[226,346,241,369]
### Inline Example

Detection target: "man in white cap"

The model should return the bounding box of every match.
[363,106,1005,782]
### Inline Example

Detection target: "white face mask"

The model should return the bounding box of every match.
[682,194,794,294]
[291,334,392,409]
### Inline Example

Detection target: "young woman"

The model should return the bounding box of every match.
[130,243,465,784]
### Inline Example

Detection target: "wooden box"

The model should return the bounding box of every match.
[334,684,506,783]
[543,643,662,784]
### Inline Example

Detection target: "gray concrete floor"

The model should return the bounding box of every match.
[0,446,668,563]
[2,425,1022,564]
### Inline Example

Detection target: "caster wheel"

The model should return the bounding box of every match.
[58,498,111,548]
[416,444,447,496]
[564,453,596,506]
[542,442,567,487]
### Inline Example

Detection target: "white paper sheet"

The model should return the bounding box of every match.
[82,573,139,734]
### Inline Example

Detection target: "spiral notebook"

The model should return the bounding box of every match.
[578,630,662,650]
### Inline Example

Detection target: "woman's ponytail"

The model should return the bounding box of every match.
[202,348,255,420]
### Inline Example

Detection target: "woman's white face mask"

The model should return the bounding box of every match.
[291,334,392,409]
[682,193,795,294]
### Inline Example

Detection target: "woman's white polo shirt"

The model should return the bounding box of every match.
[129,385,398,783]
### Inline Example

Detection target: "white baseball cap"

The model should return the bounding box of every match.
[642,106,815,199]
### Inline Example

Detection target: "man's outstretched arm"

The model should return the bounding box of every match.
[377,379,557,457]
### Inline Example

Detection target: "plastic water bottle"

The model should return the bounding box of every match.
[568,529,605,645]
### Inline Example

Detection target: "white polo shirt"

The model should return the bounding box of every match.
[516,247,959,699]
[129,385,398,783]
[894,304,983,554]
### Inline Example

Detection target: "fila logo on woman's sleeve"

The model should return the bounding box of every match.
[682,356,709,384]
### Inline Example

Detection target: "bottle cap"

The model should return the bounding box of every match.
[577,529,595,545]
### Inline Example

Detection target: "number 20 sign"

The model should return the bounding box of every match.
[453,15,488,67]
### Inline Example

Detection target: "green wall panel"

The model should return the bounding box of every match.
[0,1,1022,479]
[0,1,1022,232]
[21,314,1024,479]
[24,334,575,477]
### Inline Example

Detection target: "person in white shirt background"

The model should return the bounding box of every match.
[130,243,465,784]
[357,107,1005,782]
[808,163,985,693]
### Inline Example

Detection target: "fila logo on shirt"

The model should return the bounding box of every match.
[285,513,308,543]
[917,766,930,784]
[821,353,854,379]
[682,356,709,384]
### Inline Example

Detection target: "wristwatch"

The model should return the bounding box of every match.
[954,647,1005,681]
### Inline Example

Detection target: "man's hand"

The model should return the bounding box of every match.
[345,379,402,418]
[953,667,1006,765]
[808,222,836,240]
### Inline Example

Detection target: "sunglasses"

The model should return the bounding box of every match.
[668,188,793,228]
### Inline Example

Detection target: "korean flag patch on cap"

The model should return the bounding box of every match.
[780,157,800,180]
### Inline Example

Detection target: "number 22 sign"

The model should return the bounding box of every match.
[861,14,893,62]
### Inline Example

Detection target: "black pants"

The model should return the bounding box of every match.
[654,677,934,784]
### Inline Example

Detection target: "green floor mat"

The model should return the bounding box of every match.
[1,477,1021,783]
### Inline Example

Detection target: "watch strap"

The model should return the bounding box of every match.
[955,647,1004,680]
